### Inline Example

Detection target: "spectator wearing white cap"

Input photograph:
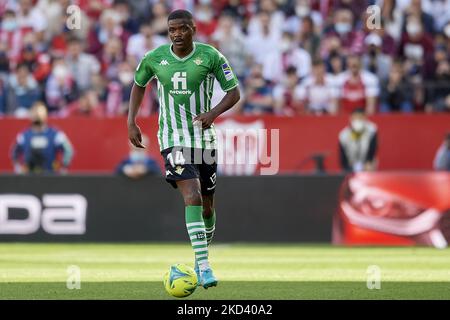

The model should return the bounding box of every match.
[362,33,392,81]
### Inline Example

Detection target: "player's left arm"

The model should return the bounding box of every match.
[194,49,241,129]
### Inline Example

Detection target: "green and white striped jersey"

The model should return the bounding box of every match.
[134,42,239,151]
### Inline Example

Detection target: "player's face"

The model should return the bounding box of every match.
[168,19,195,50]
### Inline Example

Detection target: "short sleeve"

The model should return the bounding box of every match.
[134,53,155,87]
[212,49,239,92]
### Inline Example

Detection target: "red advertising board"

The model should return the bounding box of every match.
[1,114,449,173]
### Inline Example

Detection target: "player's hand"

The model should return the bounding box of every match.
[193,111,217,130]
[128,122,146,148]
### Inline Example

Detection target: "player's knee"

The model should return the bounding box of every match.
[183,189,202,206]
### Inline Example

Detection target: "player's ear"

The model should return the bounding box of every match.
[191,23,196,35]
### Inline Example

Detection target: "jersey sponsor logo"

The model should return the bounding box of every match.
[222,63,234,81]
[169,89,192,95]
[171,72,187,90]
[170,72,192,95]
[159,60,169,66]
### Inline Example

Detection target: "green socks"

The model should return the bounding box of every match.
[185,205,209,271]
[203,210,216,246]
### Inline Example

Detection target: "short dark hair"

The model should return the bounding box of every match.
[168,9,193,24]
[286,66,297,75]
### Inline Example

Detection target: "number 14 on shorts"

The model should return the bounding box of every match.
[167,151,185,167]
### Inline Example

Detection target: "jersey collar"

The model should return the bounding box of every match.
[169,42,197,61]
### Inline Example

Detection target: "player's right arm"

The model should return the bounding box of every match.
[128,84,146,148]
[127,52,155,149]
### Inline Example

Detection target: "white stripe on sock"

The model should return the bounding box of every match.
[186,222,205,227]
[188,228,206,234]
[192,241,207,246]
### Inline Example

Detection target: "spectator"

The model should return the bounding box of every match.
[65,37,101,92]
[87,8,130,57]
[101,37,125,81]
[333,0,368,20]
[116,135,161,179]
[326,40,346,76]
[443,21,450,54]
[194,1,218,42]
[0,76,6,115]
[433,133,450,171]
[106,61,134,116]
[364,17,397,57]
[323,36,347,76]
[297,16,321,60]
[247,0,284,40]
[245,11,280,65]
[422,0,450,32]
[150,1,170,37]
[16,0,48,45]
[273,66,302,116]
[45,57,78,114]
[126,23,166,66]
[113,0,140,34]
[18,35,52,83]
[11,102,74,174]
[335,55,379,114]
[294,60,339,115]
[0,10,23,68]
[398,15,435,78]
[322,8,365,56]
[362,33,392,81]
[426,57,450,112]
[7,63,40,117]
[380,60,414,112]
[0,41,9,76]
[339,108,378,172]
[243,64,274,114]
[64,89,105,118]
[379,0,404,42]
[211,13,249,82]
[401,0,435,35]
[262,31,312,83]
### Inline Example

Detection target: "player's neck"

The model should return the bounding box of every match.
[172,42,194,59]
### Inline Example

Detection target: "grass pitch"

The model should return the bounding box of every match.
[0,243,449,300]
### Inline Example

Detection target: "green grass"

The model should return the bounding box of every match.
[0,243,449,299]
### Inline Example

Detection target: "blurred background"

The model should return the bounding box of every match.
[0,0,449,247]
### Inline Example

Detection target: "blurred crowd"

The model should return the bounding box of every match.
[1,0,450,118]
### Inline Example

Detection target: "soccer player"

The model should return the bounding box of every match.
[127,10,240,289]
